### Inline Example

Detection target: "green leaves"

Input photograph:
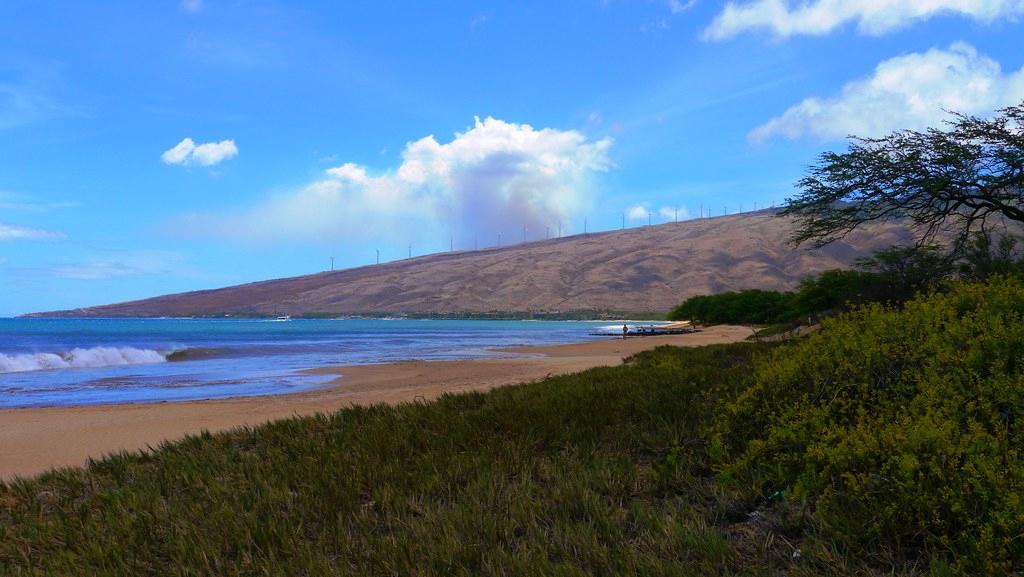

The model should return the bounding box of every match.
[782,102,1024,249]
[710,278,1024,574]
[668,290,797,325]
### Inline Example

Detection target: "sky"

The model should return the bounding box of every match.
[2,0,1023,316]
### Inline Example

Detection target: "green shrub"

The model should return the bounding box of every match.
[957,233,1024,280]
[710,278,1024,573]
[668,289,798,324]
[791,269,879,315]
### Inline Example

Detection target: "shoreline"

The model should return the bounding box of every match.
[0,325,750,481]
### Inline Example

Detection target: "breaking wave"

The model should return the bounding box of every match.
[0,347,168,374]
[164,347,228,362]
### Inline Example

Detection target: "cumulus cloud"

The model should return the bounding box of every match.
[325,162,369,182]
[704,0,1024,40]
[161,137,238,167]
[626,204,651,221]
[627,205,689,223]
[750,43,1024,142]
[175,117,613,244]
[0,223,64,241]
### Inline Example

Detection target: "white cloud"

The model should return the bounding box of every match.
[181,0,203,14]
[0,191,80,212]
[0,64,77,130]
[470,14,490,30]
[667,0,697,14]
[659,206,689,221]
[47,251,189,280]
[0,223,64,241]
[175,117,613,244]
[628,205,689,222]
[1,83,59,129]
[324,162,369,183]
[705,0,1024,40]
[750,43,1024,142]
[626,204,651,221]
[161,137,239,167]
[50,262,149,280]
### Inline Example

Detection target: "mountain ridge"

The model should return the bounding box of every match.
[26,211,915,317]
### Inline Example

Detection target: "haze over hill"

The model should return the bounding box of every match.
[29,211,915,317]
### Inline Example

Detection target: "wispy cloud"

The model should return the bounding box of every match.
[642,0,697,32]
[659,206,689,221]
[666,0,696,14]
[0,191,80,212]
[750,43,1024,142]
[469,13,490,30]
[172,116,613,244]
[0,64,75,130]
[161,137,239,167]
[181,0,203,14]
[705,0,1024,40]
[0,223,65,241]
[44,251,191,280]
[183,30,286,69]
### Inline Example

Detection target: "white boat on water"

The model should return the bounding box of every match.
[275,315,292,321]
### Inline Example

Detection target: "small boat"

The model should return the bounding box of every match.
[275,315,292,321]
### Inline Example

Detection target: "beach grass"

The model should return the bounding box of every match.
[0,341,923,576]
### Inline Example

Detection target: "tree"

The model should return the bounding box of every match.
[781,102,1024,250]
[958,232,1024,280]
[791,269,876,316]
[854,244,954,302]
[667,289,797,325]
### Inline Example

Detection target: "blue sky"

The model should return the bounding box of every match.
[2,0,1023,315]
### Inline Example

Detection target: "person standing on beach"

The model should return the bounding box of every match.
[622,324,629,340]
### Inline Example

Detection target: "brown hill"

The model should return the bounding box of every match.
[30,211,915,317]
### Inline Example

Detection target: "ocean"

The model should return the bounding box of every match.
[0,318,619,409]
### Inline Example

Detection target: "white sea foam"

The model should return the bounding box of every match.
[0,347,167,373]
[597,324,636,332]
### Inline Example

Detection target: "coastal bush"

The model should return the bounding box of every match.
[710,278,1024,573]
[668,289,798,325]
[958,232,1024,281]
[671,244,993,327]
[791,269,880,315]
[853,244,955,303]
[5,304,1019,574]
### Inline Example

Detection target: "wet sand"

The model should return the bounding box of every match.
[0,325,751,481]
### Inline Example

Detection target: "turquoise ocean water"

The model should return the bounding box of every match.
[0,318,616,408]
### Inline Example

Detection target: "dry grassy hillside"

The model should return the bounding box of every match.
[31,211,915,317]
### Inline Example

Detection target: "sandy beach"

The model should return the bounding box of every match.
[0,325,750,481]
